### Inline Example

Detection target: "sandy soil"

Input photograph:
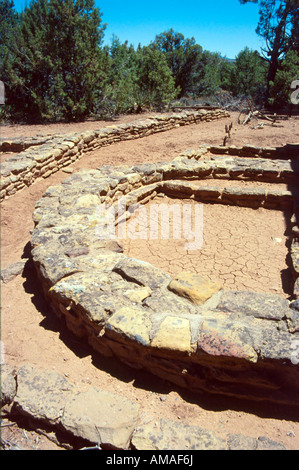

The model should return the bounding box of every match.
[1,111,299,450]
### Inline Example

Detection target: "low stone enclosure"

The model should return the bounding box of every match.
[1,110,299,449]
[30,140,299,408]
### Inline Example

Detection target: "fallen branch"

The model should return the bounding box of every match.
[250,123,264,130]
[241,111,259,126]
[264,122,284,128]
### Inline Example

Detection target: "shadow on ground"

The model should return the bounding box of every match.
[20,242,299,424]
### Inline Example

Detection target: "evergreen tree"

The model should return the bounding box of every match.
[198,51,226,96]
[0,0,19,116]
[229,47,267,100]
[136,45,178,111]
[0,0,18,47]
[239,0,299,97]
[269,49,299,107]
[290,5,299,51]
[1,0,106,122]
[103,36,139,115]
[219,59,236,92]
[152,29,203,97]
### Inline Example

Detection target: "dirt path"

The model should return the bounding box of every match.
[1,112,299,450]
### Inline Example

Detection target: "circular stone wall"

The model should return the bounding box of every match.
[31,147,299,406]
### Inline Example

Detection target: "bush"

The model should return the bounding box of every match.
[1,0,106,122]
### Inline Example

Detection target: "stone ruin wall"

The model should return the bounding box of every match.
[1,110,298,403]
[0,109,228,201]
[30,140,299,301]
[1,109,299,449]
[29,142,299,407]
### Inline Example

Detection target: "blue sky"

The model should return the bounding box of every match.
[12,0,263,59]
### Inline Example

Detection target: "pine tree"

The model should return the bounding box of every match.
[198,51,225,96]
[239,0,299,97]
[0,0,18,47]
[229,47,268,100]
[103,36,139,115]
[1,0,106,122]
[136,45,178,111]
[0,0,19,116]
[152,29,203,97]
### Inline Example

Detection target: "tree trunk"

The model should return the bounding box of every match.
[266,1,292,100]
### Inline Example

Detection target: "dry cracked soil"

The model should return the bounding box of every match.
[1,111,299,450]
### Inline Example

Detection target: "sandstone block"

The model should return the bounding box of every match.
[216,290,290,321]
[106,306,152,346]
[168,271,222,305]
[14,364,75,425]
[132,418,226,450]
[74,193,100,208]
[1,260,27,283]
[113,258,170,290]
[227,434,286,450]
[151,316,192,353]
[197,315,258,362]
[124,286,152,303]
[61,387,140,449]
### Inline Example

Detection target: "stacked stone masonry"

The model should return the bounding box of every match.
[0,109,229,201]
[179,145,299,296]
[29,139,299,407]
[1,111,299,449]
[1,363,287,450]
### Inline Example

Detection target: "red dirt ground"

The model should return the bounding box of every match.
[1,111,299,450]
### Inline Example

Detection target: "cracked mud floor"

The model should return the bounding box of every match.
[120,195,293,298]
[1,112,299,450]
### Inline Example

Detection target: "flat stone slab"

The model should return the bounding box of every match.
[131,418,286,451]
[1,364,287,450]
[1,260,27,283]
[30,152,299,407]
[168,272,222,305]
[14,363,75,426]
[61,387,140,449]
[132,418,227,450]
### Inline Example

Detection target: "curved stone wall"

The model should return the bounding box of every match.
[31,145,299,407]
[0,109,228,201]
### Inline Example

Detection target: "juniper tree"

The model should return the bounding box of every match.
[239,0,299,97]
[229,47,268,100]
[152,29,203,97]
[1,0,107,122]
[269,49,299,107]
[135,45,178,111]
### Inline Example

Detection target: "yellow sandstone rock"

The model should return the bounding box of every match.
[124,286,152,303]
[75,194,100,208]
[168,271,222,305]
[107,306,152,346]
[151,316,192,353]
